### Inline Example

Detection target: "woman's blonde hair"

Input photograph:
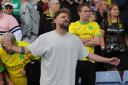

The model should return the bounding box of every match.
[1,32,17,46]
[107,3,120,25]
[107,3,119,15]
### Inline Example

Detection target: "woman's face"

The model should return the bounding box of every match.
[110,6,119,17]
[51,0,60,12]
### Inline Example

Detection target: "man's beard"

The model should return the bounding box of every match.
[60,21,70,31]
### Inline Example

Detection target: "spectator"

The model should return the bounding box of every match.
[69,4,101,85]
[90,0,100,11]
[38,0,60,36]
[94,0,108,71]
[20,0,40,43]
[2,0,21,16]
[100,3,128,78]
[0,32,34,85]
[48,0,60,17]
[0,3,22,40]
[95,0,108,24]
[4,2,21,25]
[112,0,128,25]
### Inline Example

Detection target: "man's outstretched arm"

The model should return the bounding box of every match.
[10,46,30,54]
[87,53,120,66]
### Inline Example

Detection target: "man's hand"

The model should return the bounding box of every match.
[106,57,120,66]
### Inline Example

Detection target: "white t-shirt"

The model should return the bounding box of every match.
[28,30,89,85]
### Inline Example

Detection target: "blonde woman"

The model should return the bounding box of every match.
[100,3,128,78]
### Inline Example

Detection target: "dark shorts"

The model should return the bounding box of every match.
[103,49,128,70]
[25,60,41,85]
[75,60,95,85]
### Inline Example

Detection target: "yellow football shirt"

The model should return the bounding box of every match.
[69,21,101,62]
[0,41,32,78]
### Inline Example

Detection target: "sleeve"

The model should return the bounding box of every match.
[94,22,101,37]
[13,30,22,40]
[68,23,76,34]
[77,37,89,60]
[27,35,46,57]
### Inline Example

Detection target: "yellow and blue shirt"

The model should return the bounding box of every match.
[69,21,101,62]
[0,41,32,78]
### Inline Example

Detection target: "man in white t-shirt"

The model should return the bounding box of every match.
[6,8,120,85]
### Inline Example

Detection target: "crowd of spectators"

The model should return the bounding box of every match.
[0,0,127,85]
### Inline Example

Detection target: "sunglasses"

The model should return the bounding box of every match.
[5,6,12,9]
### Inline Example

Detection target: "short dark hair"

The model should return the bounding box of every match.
[77,3,90,13]
[53,8,71,20]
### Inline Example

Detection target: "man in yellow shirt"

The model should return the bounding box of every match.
[69,4,101,85]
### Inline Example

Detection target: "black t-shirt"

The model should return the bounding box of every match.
[101,18,128,51]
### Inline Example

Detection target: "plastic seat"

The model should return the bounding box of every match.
[96,71,122,85]
[123,70,128,85]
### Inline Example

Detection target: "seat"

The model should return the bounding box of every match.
[123,70,128,85]
[96,71,122,85]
